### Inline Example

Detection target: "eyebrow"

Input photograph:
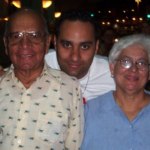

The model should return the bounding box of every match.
[80,41,93,45]
[60,40,71,43]
[60,39,93,45]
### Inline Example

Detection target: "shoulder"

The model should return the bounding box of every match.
[45,50,59,69]
[90,55,111,75]
[85,91,114,113]
[45,49,56,59]
[87,91,112,105]
[47,66,80,86]
[94,54,109,64]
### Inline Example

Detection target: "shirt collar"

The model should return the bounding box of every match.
[100,90,150,113]
[1,61,61,84]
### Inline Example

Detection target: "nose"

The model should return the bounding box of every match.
[70,48,81,62]
[130,62,138,72]
[19,34,32,49]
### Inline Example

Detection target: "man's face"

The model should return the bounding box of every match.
[54,20,99,79]
[3,11,50,73]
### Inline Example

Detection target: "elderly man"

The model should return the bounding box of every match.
[0,9,83,150]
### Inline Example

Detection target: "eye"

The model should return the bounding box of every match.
[11,33,22,39]
[81,45,89,50]
[121,60,130,64]
[138,61,148,66]
[63,43,71,48]
[30,33,40,39]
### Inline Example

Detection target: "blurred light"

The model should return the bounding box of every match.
[42,0,52,8]
[102,22,105,25]
[5,0,9,3]
[115,38,118,42]
[114,24,119,28]
[132,9,134,12]
[12,1,21,8]
[147,14,150,19]
[107,22,110,25]
[116,19,119,22]
[135,0,141,2]
[91,14,94,17]
[123,10,126,13]
[108,10,111,13]
[122,19,125,23]
[131,26,134,30]
[132,17,136,20]
[0,17,9,21]
[139,17,143,21]
[126,16,128,19]
[4,17,8,21]
[55,12,61,18]
[98,11,101,13]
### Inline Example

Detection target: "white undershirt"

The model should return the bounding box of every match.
[45,50,116,101]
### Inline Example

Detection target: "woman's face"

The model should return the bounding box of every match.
[110,45,150,92]
[142,23,150,35]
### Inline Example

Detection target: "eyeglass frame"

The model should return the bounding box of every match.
[6,31,49,45]
[115,59,150,71]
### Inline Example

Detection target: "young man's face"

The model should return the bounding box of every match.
[54,20,99,79]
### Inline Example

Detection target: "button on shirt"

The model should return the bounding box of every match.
[0,63,84,150]
[81,91,150,150]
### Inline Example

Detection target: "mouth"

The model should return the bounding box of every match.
[20,55,33,57]
[125,75,138,81]
[68,63,81,69]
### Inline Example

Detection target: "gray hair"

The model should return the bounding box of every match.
[4,8,49,37]
[109,34,150,64]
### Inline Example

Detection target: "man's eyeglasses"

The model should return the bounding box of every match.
[6,31,48,45]
[115,59,150,71]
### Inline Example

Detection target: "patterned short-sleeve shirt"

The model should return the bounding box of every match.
[0,63,84,150]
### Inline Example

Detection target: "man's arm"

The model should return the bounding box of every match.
[65,80,84,150]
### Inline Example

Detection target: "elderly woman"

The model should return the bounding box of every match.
[81,34,150,150]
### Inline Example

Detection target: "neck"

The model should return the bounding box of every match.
[113,88,150,121]
[14,66,44,89]
[114,88,149,107]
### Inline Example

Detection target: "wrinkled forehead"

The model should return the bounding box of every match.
[7,11,45,34]
[118,44,149,61]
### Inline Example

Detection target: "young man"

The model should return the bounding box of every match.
[45,10,115,102]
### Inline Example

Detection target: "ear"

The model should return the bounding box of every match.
[45,35,51,54]
[109,63,115,76]
[3,37,8,55]
[95,39,99,54]
[54,35,57,51]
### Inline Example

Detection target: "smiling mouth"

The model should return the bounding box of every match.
[20,55,32,57]
[125,75,138,81]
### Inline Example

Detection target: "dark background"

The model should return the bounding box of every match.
[0,0,150,68]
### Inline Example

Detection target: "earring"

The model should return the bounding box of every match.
[111,74,114,78]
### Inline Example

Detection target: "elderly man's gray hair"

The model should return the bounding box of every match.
[4,8,49,37]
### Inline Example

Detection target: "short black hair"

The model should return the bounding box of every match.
[55,9,99,41]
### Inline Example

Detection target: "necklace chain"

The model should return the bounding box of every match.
[82,70,90,95]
